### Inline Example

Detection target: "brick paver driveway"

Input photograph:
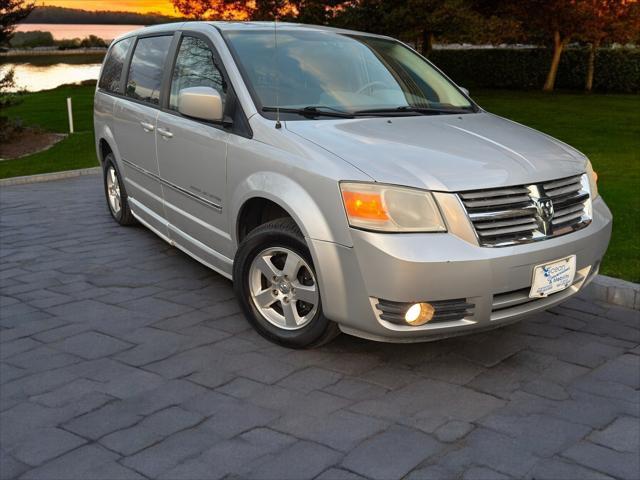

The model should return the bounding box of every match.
[1,175,639,480]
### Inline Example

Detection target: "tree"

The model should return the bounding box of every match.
[250,0,289,20]
[338,0,498,55]
[406,0,484,55]
[170,0,250,20]
[334,0,403,36]
[1,1,34,142]
[171,0,331,22]
[529,0,577,92]
[1,1,34,103]
[360,0,481,55]
[1,0,34,46]
[290,0,349,24]
[577,0,640,92]
[0,67,14,95]
[474,0,585,91]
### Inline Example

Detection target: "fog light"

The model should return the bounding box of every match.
[404,302,435,326]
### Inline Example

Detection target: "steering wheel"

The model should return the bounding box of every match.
[355,81,388,95]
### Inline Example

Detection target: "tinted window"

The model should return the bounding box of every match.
[126,35,172,105]
[169,36,226,111]
[99,37,133,93]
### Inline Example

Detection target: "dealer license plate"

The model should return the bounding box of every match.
[529,255,576,298]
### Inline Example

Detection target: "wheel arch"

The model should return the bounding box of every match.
[98,138,113,165]
[230,172,346,249]
[95,125,121,168]
[236,197,292,244]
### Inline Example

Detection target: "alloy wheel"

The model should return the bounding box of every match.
[248,247,319,330]
[106,165,122,216]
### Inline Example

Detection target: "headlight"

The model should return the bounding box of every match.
[586,160,599,199]
[340,182,446,232]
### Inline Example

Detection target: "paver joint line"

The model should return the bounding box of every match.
[1,175,638,480]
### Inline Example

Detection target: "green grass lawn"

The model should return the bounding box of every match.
[3,84,95,133]
[0,84,99,177]
[1,85,638,281]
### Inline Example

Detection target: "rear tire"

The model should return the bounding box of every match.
[103,153,136,226]
[233,218,339,348]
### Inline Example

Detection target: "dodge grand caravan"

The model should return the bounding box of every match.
[94,22,612,348]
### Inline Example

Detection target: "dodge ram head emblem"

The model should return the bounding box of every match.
[535,197,555,222]
[533,196,555,234]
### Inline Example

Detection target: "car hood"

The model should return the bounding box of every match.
[285,112,587,192]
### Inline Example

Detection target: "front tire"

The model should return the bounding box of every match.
[103,154,135,226]
[233,218,339,348]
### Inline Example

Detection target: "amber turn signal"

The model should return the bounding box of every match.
[342,191,389,221]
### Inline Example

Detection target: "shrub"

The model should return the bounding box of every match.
[0,70,24,144]
[79,35,107,48]
[9,31,55,48]
[56,38,82,50]
[6,31,108,50]
[429,47,640,93]
[0,68,20,107]
[56,35,107,50]
[0,116,24,143]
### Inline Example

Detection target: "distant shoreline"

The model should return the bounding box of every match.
[1,48,107,57]
[22,6,182,26]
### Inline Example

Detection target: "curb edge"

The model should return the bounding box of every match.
[0,167,101,187]
[583,275,640,311]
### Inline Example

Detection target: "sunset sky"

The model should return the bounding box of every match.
[39,0,177,14]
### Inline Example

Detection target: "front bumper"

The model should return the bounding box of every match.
[312,197,612,342]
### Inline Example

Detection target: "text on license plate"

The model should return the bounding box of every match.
[529,255,577,298]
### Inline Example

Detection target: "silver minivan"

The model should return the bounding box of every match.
[94,21,612,348]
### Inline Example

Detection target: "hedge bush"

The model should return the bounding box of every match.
[429,48,640,93]
[9,31,55,48]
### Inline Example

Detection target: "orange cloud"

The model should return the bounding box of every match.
[39,0,178,15]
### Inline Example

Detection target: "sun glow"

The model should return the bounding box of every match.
[38,1,180,15]
[37,0,298,18]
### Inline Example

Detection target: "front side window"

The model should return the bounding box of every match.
[99,37,133,93]
[126,35,172,105]
[169,36,226,112]
[224,30,474,118]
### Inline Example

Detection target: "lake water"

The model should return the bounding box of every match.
[15,23,144,40]
[3,24,138,92]
[1,51,106,92]
[1,62,102,92]
[4,24,151,92]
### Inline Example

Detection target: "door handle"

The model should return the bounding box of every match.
[157,127,174,139]
[140,121,155,132]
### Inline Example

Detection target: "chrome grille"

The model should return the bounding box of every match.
[459,174,591,247]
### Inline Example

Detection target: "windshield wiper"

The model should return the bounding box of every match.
[262,106,355,119]
[353,106,474,116]
[262,104,473,119]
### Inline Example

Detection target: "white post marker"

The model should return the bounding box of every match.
[66,97,74,134]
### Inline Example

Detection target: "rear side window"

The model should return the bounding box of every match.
[169,36,226,111]
[125,35,172,105]
[99,37,133,93]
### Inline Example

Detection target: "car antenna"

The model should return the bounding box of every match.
[274,15,282,129]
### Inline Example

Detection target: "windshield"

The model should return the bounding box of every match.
[223,29,475,119]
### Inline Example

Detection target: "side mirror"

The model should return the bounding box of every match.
[178,86,223,122]
[460,87,470,96]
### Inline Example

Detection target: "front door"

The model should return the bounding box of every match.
[113,34,173,234]
[155,34,232,273]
